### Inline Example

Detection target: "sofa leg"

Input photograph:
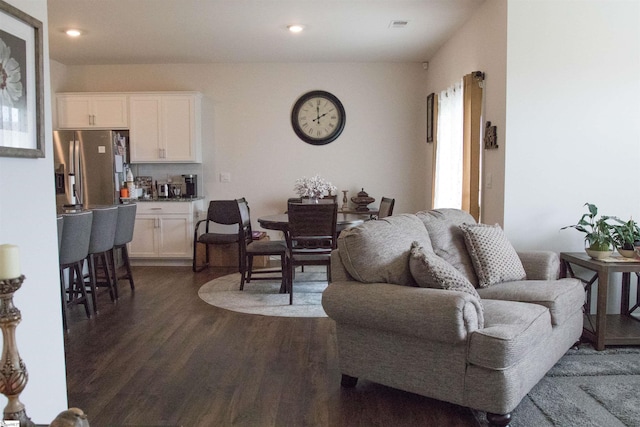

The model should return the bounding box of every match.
[486,412,511,427]
[341,374,358,388]
[571,339,581,350]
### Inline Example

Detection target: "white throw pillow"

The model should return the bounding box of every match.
[459,223,526,288]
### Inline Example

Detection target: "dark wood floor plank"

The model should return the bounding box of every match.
[63,265,480,426]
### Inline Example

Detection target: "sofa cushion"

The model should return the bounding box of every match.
[409,242,482,295]
[468,299,552,370]
[337,214,432,286]
[416,209,478,287]
[459,223,526,288]
[476,278,584,326]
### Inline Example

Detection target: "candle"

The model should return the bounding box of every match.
[0,244,21,280]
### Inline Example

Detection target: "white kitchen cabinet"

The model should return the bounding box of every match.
[129,93,202,163]
[57,93,129,129]
[129,200,203,263]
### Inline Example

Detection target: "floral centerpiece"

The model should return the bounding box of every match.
[294,174,336,200]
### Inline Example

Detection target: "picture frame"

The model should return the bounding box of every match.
[0,1,44,158]
[426,93,434,143]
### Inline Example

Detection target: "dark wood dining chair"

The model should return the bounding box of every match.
[193,200,242,272]
[237,198,289,293]
[285,202,338,305]
[378,197,395,219]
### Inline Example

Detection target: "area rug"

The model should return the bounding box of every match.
[475,345,640,427]
[198,267,328,317]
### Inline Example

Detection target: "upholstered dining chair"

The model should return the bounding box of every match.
[237,198,289,293]
[377,197,395,219]
[285,202,338,305]
[110,203,137,296]
[193,200,242,272]
[59,210,93,330]
[85,205,119,312]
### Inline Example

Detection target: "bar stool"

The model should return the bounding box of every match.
[59,210,93,330]
[109,203,137,296]
[85,206,119,312]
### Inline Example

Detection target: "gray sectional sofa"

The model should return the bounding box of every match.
[322,209,585,426]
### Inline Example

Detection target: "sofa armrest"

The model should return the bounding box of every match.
[517,251,560,280]
[322,281,483,344]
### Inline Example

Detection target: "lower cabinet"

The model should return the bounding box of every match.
[129,200,203,263]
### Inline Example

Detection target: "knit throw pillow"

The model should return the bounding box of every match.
[459,223,526,288]
[409,242,482,301]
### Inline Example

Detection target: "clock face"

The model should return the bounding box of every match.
[291,90,346,145]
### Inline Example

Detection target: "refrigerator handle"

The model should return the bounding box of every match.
[74,140,83,205]
[68,141,76,205]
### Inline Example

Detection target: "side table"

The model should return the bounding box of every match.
[560,252,640,350]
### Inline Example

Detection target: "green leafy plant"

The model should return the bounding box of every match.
[561,203,614,251]
[609,217,640,250]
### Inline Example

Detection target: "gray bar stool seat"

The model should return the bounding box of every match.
[85,206,119,312]
[109,203,137,296]
[59,210,93,330]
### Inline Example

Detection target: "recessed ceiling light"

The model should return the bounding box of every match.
[287,24,305,33]
[389,20,409,29]
[64,29,84,37]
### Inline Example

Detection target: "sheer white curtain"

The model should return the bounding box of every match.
[433,79,464,209]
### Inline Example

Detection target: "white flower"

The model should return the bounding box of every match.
[294,174,337,199]
[0,37,22,108]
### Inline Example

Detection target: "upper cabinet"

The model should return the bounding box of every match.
[57,94,129,129]
[129,93,202,163]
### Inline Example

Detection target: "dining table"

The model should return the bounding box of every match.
[257,212,367,233]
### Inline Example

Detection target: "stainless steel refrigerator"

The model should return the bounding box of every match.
[54,130,129,211]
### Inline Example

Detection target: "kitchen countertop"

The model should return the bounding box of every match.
[126,197,204,203]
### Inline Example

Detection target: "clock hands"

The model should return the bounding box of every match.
[313,112,328,123]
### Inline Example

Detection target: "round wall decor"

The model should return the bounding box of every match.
[291,90,346,145]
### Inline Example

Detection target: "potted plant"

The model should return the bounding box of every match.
[609,217,640,258]
[561,203,615,259]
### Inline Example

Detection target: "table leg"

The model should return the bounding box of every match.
[595,270,608,351]
[621,272,631,315]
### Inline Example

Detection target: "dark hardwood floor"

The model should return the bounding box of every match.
[64,265,481,426]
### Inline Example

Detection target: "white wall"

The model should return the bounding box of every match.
[505,0,640,312]
[0,0,68,421]
[53,63,429,232]
[505,0,640,249]
[423,0,508,225]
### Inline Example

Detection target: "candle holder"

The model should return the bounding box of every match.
[0,275,34,427]
[341,190,348,212]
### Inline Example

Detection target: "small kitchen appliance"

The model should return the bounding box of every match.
[157,182,170,198]
[183,174,198,198]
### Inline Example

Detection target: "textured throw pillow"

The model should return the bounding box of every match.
[409,242,482,301]
[459,223,526,288]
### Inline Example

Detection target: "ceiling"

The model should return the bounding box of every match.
[47,0,485,65]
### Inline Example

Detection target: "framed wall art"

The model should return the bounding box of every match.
[426,93,434,143]
[0,1,44,158]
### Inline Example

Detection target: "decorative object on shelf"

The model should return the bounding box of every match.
[341,190,348,211]
[294,174,336,201]
[609,217,640,258]
[49,407,90,427]
[291,90,346,145]
[426,93,434,143]
[0,1,44,159]
[0,244,34,426]
[351,188,375,212]
[561,203,615,260]
[484,121,498,149]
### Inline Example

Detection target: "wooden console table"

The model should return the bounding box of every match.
[560,252,640,350]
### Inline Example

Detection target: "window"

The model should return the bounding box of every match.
[432,72,484,221]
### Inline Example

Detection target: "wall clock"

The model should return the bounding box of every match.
[291,90,346,145]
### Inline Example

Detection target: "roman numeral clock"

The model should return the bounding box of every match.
[291,90,346,145]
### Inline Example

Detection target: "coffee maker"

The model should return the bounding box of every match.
[182,174,198,198]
